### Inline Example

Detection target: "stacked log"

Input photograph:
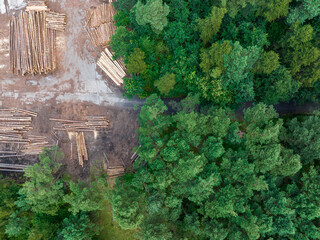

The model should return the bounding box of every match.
[76,132,88,167]
[51,116,109,167]
[0,109,50,156]
[21,135,50,155]
[107,165,125,178]
[0,109,34,136]
[26,0,48,12]
[86,22,115,47]
[10,11,56,75]
[51,116,109,132]
[0,163,28,172]
[97,48,126,86]
[46,11,67,32]
[85,3,116,47]
[10,1,66,76]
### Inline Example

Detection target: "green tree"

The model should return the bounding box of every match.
[255,0,292,21]
[134,0,170,34]
[110,26,133,60]
[0,178,20,240]
[16,148,64,216]
[200,41,232,75]
[222,41,260,104]
[280,113,320,165]
[252,50,280,74]
[154,72,176,95]
[221,0,255,18]
[56,213,99,240]
[287,0,320,24]
[195,6,227,44]
[281,23,320,87]
[63,179,106,215]
[126,48,147,74]
[256,66,300,104]
[223,42,260,85]
[112,176,145,230]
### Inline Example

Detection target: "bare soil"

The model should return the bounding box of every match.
[0,0,141,179]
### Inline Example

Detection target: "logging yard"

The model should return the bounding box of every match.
[0,0,140,179]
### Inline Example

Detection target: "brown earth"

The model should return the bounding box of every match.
[0,0,143,179]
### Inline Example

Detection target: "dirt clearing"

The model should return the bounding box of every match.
[0,0,142,178]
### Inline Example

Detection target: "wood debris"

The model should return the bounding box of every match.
[0,163,28,172]
[107,165,125,178]
[85,3,116,47]
[26,0,48,11]
[51,116,109,167]
[0,109,50,156]
[76,132,88,167]
[46,11,67,31]
[9,1,66,76]
[51,116,109,132]
[97,48,126,86]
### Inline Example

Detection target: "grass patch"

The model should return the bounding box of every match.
[95,202,137,240]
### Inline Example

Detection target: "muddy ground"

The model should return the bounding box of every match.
[0,0,142,178]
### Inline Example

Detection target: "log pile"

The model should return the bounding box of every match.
[51,116,109,132]
[0,109,50,156]
[0,163,28,172]
[21,135,50,155]
[76,132,88,167]
[85,3,116,47]
[9,1,66,76]
[97,48,126,86]
[107,165,125,178]
[10,11,56,75]
[51,116,109,167]
[26,0,48,11]
[46,11,67,31]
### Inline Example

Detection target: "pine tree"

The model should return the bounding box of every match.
[134,0,170,34]
[287,0,320,24]
[195,6,227,44]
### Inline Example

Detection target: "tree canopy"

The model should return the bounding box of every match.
[111,94,320,240]
[0,147,109,240]
[111,0,320,105]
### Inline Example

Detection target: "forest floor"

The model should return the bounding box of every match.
[0,0,144,179]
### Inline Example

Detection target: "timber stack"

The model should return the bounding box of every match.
[0,163,28,173]
[107,165,125,178]
[85,3,116,47]
[76,132,88,167]
[97,48,126,86]
[9,0,67,76]
[0,109,51,156]
[51,116,109,132]
[51,116,109,167]
[88,3,127,86]
[46,11,67,31]
[26,0,48,11]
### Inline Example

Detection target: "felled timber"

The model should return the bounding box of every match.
[0,108,50,156]
[85,3,116,47]
[51,117,109,167]
[10,11,56,75]
[75,132,88,167]
[10,1,66,76]
[26,0,48,11]
[50,117,109,132]
[107,165,125,178]
[97,48,126,86]
[46,11,67,31]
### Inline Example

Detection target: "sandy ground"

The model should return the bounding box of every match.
[0,0,143,178]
